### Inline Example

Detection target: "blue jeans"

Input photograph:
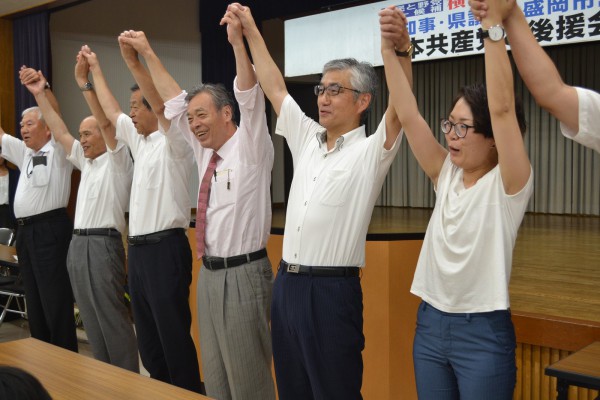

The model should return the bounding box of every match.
[413,301,516,400]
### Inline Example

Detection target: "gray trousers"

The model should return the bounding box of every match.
[198,256,276,400]
[67,235,139,372]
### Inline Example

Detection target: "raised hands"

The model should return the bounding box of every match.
[75,51,91,84]
[225,3,259,38]
[118,30,153,59]
[19,66,46,96]
[469,0,516,22]
[79,45,101,71]
[220,7,244,48]
[379,6,411,54]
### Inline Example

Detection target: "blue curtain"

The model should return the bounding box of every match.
[10,11,51,226]
[12,11,51,139]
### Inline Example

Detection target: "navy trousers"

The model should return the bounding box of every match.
[127,229,202,393]
[271,262,364,400]
[16,208,77,352]
[413,301,517,400]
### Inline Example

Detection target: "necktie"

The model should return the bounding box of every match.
[196,151,220,257]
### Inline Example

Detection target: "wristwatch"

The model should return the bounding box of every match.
[395,43,414,57]
[80,82,94,91]
[482,25,505,42]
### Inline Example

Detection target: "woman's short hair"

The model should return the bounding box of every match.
[448,82,527,139]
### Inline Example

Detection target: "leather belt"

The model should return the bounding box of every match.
[127,228,184,246]
[280,260,360,277]
[16,208,67,226]
[203,248,267,271]
[74,228,120,237]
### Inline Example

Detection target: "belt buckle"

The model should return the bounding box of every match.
[17,219,25,226]
[286,264,300,274]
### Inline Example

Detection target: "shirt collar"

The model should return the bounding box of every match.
[316,125,366,153]
[28,140,53,156]
[213,128,239,161]
[86,151,109,165]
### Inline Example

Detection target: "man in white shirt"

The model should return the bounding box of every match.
[228,3,410,399]
[0,88,77,352]
[469,0,600,153]
[20,62,139,372]
[80,46,202,392]
[117,18,276,399]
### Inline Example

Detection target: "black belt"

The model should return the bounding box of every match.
[203,248,267,271]
[280,260,360,277]
[127,228,184,246]
[16,208,67,226]
[74,228,121,237]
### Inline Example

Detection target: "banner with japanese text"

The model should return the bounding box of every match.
[284,0,600,76]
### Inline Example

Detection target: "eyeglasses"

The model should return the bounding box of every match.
[440,118,476,138]
[314,84,361,97]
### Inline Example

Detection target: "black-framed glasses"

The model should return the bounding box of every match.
[314,84,361,97]
[440,118,476,138]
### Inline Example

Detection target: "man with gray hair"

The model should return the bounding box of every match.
[229,3,411,399]
[118,11,276,398]
[0,78,77,352]
[20,59,139,372]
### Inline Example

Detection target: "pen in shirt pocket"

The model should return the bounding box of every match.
[215,169,232,189]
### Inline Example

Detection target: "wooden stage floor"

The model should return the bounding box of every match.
[272,206,600,324]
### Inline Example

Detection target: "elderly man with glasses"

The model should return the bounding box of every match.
[228,3,411,400]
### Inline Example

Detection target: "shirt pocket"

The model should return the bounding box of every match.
[30,164,50,187]
[145,163,161,189]
[212,169,235,206]
[319,169,351,207]
[86,176,100,199]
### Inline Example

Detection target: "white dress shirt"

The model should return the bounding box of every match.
[275,95,401,267]
[164,79,274,258]
[2,135,72,218]
[0,174,8,205]
[67,140,133,234]
[561,87,600,153]
[115,114,194,236]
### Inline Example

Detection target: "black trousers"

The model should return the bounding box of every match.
[127,229,202,393]
[16,208,77,351]
[272,263,365,400]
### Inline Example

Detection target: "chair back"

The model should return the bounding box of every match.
[0,228,14,246]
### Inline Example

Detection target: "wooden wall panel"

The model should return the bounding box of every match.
[514,343,599,400]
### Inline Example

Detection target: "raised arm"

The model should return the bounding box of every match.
[481,0,530,194]
[226,3,288,115]
[470,0,579,132]
[75,52,118,150]
[118,32,170,130]
[222,8,255,90]
[19,66,61,115]
[380,12,447,183]
[118,31,183,103]
[81,45,124,128]
[21,68,75,154]
[379,6,414,150]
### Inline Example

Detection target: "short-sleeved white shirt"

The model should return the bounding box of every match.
[275,95,401,267]
[2,135,72,218]
[67,140,132,234]
[411,155,533,313]
[115,114,194,236]
[561,87,600,153]
[164,79,273,257]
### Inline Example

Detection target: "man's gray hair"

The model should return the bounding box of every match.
[322,58,377,99]
[21,106,45,124]
[185,83,237,124]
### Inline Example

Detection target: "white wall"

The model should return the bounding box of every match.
[49,0,202,203]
